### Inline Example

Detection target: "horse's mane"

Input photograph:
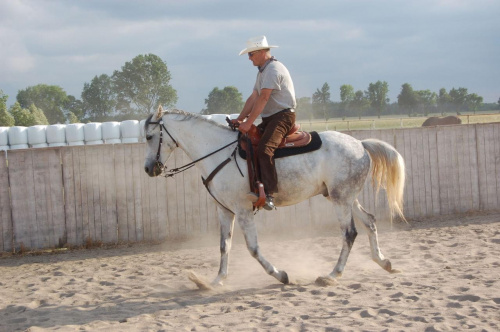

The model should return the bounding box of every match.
[156,107,233,132]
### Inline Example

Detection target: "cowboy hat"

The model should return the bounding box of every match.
[238,35,278,55]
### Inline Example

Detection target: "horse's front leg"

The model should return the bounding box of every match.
[237,212,289,284]
[212,207,235,286]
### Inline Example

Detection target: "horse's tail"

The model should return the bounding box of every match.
[361,139,406,222]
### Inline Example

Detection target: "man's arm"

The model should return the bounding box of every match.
[237,90,259,121]
[238,88,272,134]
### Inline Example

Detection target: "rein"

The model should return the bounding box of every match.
[164,139,241,178]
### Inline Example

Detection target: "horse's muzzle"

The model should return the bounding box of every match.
[144,162,163,177]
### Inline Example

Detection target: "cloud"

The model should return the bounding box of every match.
[1,0,498,110]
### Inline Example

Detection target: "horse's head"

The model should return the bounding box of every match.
[143,106,178,177]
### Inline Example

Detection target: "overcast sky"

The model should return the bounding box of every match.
[1,0,499,113]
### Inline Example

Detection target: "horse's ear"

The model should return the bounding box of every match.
[156,105,164,120]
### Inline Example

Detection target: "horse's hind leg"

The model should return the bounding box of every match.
[237,212,289,284]
[327,204,358,279]
[212,207,235,286]
[352,200,397,273]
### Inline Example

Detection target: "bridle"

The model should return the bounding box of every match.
[146,115,179,175]
[146,114,243,211]
[146,114,241,177]
[145,114,243,213]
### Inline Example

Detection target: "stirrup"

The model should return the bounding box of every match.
[263,195,275,211]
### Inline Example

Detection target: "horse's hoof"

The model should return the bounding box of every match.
[211,280,224,287]
[278,271,289,284]
[382,259,393,272]
[315,276,339,287]
[389,268,402,274]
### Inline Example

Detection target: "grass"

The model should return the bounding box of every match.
[296,111,500,132]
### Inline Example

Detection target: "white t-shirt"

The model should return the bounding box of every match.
[254,59,296,118]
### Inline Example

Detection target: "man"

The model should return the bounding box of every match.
[232,36,297,210]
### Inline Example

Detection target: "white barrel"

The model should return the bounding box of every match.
[28,125,47,145]
[84,123,102,142]
[0,145,9,151]
[46,124,66,145]
[68,141,85,146]
[0,127,9,146]
[104,138,121,144]
[8,126,28,145]
[120,120,140,139]
[139,119,146,141]
[66,123,85,143]
[10,144,29,150]
[32,143,49,148]
[201,114,212,120]
[85,140,103,145]
[210,114,227,125]
[121,137,139,144]
[102,122,121,140]
[229,113,240,119]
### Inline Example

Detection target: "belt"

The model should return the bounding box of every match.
[262,108,295,120]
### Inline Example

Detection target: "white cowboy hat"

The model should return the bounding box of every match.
[238,35,278,55]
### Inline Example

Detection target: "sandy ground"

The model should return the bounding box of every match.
[1,212,499,332]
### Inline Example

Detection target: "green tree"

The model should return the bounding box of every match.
[0,90,15,126]
[82,74,116,121]
[16,84,68,124]
[9,102,33,126]
[466,93,483,114]
[351,90,370,119]
[415,90,437,116]
[397,83,418,116]
[437,88,452,115]
[29,104,49,125]
[112,54,177,119]
[312,82,331,120]
[65,95,84,122]
[202,86,244,115]
[0,90,7,105]
[449,87,468,114]
[367,81,389,118]
[339,84,355,117]
[67,112,80,124]
[296,97,312,120]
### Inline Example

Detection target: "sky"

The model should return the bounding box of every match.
[1,0,499,113]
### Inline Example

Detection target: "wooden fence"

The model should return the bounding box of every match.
[1,123,499,252]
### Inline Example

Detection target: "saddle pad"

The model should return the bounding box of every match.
[238,131,322,160]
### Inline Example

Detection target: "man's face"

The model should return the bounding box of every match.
[248,49,266,67]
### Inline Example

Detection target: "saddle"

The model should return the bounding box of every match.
[242,123,312,149]
[238,123,312,210]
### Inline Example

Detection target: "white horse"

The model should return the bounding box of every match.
[144,108,405,286]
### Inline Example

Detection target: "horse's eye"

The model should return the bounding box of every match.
[146,135,153,141]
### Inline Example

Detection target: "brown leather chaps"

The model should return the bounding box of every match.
[256,110,296,195]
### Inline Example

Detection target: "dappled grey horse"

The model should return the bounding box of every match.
[144,107,406,286]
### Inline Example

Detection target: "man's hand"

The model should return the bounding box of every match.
[230,119,241,127]
[238,120,252,134]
